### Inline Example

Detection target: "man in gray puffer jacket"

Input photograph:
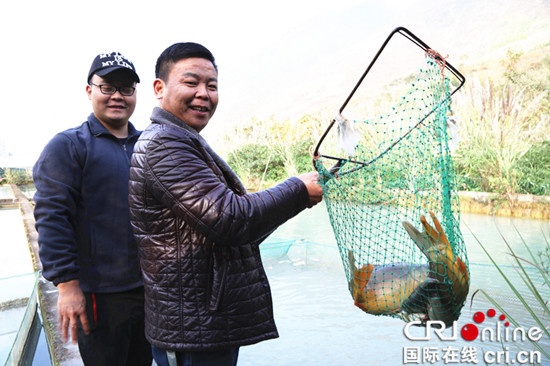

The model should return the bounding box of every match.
[129,42,323,366]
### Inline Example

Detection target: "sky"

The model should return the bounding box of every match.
[1,0,548,167]
[0,0,370,166]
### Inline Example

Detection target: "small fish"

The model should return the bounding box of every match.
[336,114,360,156]
[348,212,469,327]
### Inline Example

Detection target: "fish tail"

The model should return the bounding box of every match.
[347,250,373,305]
[421,212,450,247]
[453,256,470,304]
[402,221,431,259]
[352,264,374,308]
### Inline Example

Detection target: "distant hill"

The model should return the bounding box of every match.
[215,0,550,129]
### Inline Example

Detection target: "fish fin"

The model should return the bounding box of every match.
[426,285,459,328]
[452,255,470,304]
[408,215,458,290]
[402,278,438,313]
[352,265,374,307]
[347,250,373,304]
[402,221,431,259]
[457,256,469,281]
[419,213,454,279]
[402,213,470,328]
[421,212,450,247]
[354,264,373,289]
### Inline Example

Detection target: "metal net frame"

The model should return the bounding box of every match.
[313,27,469,326]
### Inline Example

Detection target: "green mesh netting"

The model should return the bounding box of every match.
[315,54,469,327]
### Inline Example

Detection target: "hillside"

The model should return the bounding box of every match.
[214,0,550,129]
[215,0,550,213]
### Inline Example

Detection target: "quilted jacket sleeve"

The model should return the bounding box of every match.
[140,126,309,246]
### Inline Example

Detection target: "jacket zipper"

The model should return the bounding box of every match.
[213,263,227,311]
[209,247,228,312]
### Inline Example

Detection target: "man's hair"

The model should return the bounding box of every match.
[155,42,217,80]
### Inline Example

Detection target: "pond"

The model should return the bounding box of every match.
[0,186,14,200]
[238,204,550,366]
[0,207,49,366]
[0,184,35,200]
[1,188,549,365]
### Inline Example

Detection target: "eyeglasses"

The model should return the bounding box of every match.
[90,83,136,96]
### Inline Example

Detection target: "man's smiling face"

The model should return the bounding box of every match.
[86,70,137,132]
[154,57,218,132]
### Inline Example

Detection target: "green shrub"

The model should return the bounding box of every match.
[2,168,32,185]
[517,140,550,195]
[287,138,316,174]
[452,68,548,197]
[227,139,317,190]
[227,143,286,185]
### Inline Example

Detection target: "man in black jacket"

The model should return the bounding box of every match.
[33,52,152,365]
[129,42,323,366]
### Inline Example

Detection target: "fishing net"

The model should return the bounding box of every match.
[314,31,469,327]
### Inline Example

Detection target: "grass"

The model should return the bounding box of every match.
[469,223,550,363]
[452,73,549,197]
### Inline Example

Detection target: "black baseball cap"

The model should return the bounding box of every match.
[87,52,140,84]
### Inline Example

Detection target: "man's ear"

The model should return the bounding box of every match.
[86,84,93,100]
[153,79,164,100]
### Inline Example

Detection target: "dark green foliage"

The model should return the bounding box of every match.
[288,138,315,174]
[227,143,286,182]
[517,140,550,196]
[227,139,315,186]
[0,168,32,185]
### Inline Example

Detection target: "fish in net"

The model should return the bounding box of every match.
[313,27,469,327]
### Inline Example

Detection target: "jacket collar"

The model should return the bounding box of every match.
[87,113,140,139]
[150,107,247,195]
[150,107,199,137]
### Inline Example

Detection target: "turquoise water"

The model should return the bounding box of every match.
[238,204,550,366]
[2,185,549,365]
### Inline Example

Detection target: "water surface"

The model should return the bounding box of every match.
[1,187,548,365]
[239,204,550,366]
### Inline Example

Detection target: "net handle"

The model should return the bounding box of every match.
[313,26,466,160]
